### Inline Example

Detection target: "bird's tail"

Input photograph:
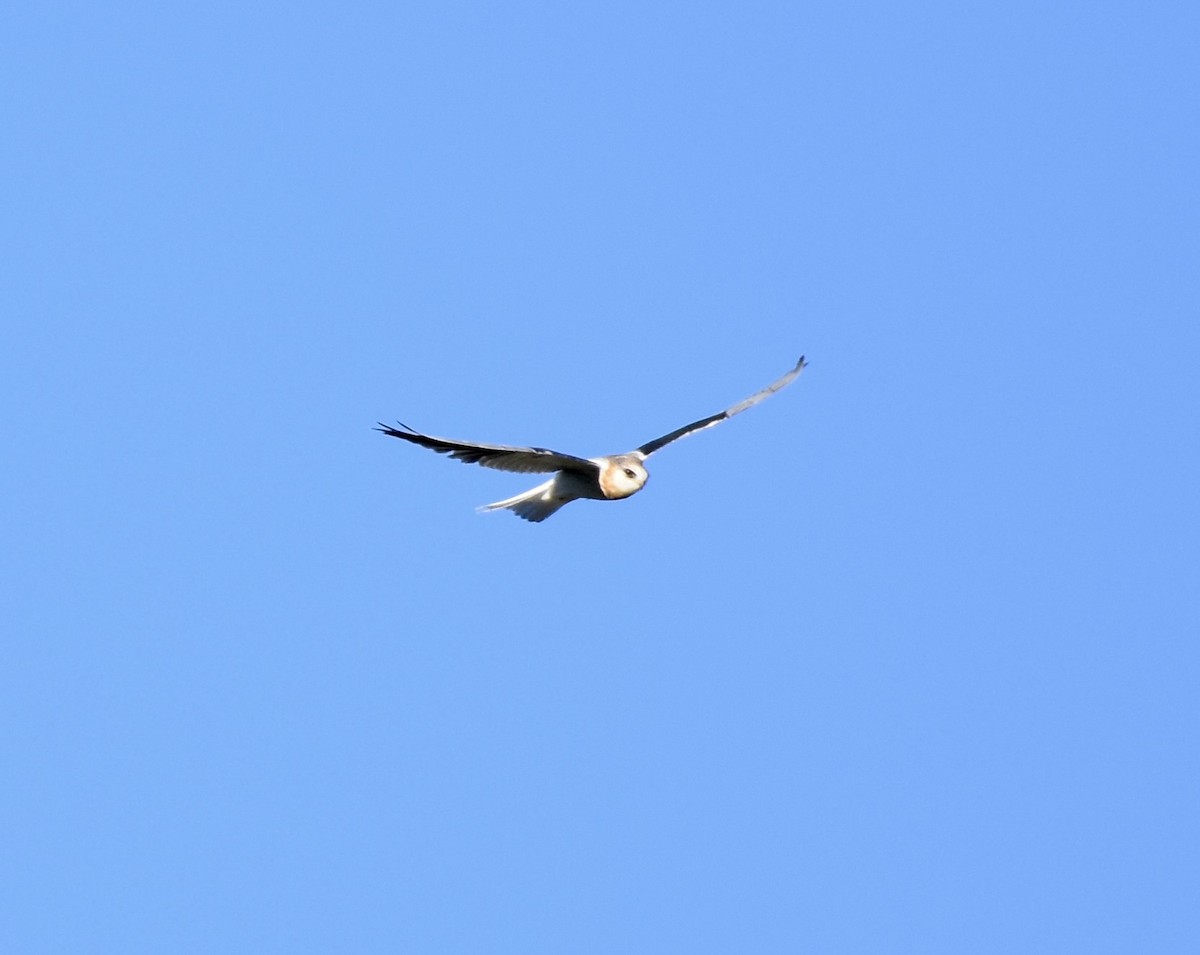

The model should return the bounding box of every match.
[478,479,568,523]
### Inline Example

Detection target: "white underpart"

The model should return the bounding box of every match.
[478,476,573,523]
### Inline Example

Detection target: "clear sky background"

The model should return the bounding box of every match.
[3,2,1197,952]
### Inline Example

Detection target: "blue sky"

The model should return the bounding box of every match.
[3,1,1197,951]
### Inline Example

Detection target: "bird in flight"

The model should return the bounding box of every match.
[377,356,808,522]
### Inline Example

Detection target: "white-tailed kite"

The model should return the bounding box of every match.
[378,356,807,522]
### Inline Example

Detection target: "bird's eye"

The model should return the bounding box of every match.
[624,468,636,478]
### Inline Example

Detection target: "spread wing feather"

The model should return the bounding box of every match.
[636,356,807,458]
[376,422,598,475]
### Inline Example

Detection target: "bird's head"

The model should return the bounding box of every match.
[598,455,649,500]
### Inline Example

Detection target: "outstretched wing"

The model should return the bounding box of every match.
[635,356,808,458]
[376,422,599,475]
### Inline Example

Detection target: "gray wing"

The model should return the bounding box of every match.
[635,356,808,458]
[376,422,599,475]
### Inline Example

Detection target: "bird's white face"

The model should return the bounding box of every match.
[598,457,649,500]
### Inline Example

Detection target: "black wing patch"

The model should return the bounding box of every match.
[376,422,599,475]
[636,356,807,458]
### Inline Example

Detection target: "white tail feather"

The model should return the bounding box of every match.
[478,479,570,523]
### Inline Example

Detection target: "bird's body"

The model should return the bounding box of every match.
[476,454,648,522]
[378,356,806,522]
